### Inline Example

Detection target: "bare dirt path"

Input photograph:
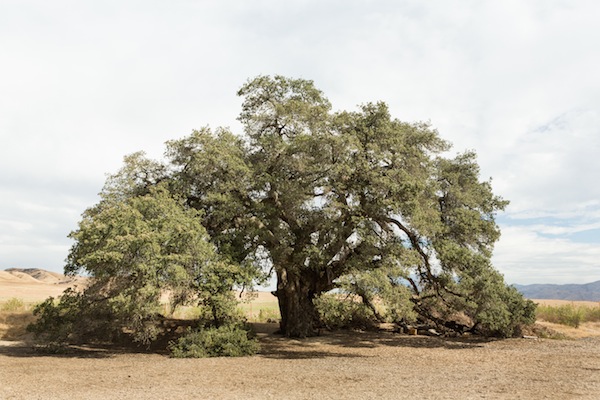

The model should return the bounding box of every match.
[1,327,599,400]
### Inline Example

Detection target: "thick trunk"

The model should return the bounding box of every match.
[275,268,320,338]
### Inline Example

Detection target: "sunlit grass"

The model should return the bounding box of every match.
[0,298,37,340]
[536,303,600,328]
[236,295,280,323]
[157,294,280,323]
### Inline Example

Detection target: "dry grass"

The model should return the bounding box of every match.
[533,299,600,331]
[237,291,280,322]
[0,298,37,341]
[532,299,600,308]
[0,269,87,302]
[0,312,36,341]
[535,321,600,339]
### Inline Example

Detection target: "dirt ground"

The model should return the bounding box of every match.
[2,272,600,399]
[1,325,599,400]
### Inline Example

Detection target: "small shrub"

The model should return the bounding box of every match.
[256,308,280,323]
[528,323,568,340]
[536,304,585,328]
[563,306,584,328]
[169,305,204,320]
[169,325,259,358]
[1,298,25,312]
[0,299,37,340]
[583,306,600,323]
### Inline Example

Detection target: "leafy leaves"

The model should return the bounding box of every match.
[33,75,535,340]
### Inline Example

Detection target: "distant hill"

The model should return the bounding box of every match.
[0,268,87,301]
[4,268,81,285]
[514,281,600,302]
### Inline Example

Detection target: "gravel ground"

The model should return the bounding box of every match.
[1,327,599,400]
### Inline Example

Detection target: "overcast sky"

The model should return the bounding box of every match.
[1,0,599,285]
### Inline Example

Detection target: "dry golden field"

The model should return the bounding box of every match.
[1,270,600,399]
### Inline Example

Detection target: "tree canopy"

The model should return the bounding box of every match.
[32,75,535,346]
[29,184,257,349]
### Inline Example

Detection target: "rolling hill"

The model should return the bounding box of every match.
[0,268,87,301]
[514,280,600,302]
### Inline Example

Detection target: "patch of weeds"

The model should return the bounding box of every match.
[530,324,568,340]
[1,298,26,312]
[256,308,280,323]
[0,298,37,340]
[583,306,600,323]
[536,304,587,328]
[170,305,204,320]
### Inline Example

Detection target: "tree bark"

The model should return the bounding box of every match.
[275,268,320,338]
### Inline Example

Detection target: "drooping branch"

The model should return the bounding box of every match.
[350,282,385,322]
[381,216,437,287]
[404,276,421,296]
[381,216,467,305]
[411,298,473,334]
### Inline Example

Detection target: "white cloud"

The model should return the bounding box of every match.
[490,109,600,216]
[529,222,600,237]
[494,225,600,284]
[1,1,600,284]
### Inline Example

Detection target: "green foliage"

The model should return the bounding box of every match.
[536,304,600,328]
[1,297,25,312]
[168,325,259,358]
[0,298,36,341]
[29,185,254,348]
[256,308,280,323]
[232,75,528,337]
[27,287,131,345]
[28,296,72,344]
[314,294,378,330]
[448,267,537,337]
[337,268,418,325]
[470,282,537,337]
[586,305,600,322]
[35,74,536,339]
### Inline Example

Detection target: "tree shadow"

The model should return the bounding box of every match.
[259,347,365,359]
[257,328,490,360]
[0,339,166,359]
[0,341,117,359]
[0,326,491,361]
[329,330,492,350]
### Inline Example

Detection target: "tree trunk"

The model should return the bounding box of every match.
[275,268,320,337]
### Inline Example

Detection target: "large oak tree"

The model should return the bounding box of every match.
[51,75,533,340]
[161,76,534,337]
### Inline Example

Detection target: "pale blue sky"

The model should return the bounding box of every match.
[1,0,599,284]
